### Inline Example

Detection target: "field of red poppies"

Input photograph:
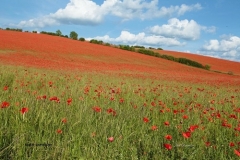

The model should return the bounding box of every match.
[1,30,240,85]
[1,30,240,159]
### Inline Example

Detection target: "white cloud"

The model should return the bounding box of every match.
[13,0,202,28]
[86,31,184,47]
[201,26,216,33]
[149,18,215,40]
[16,16,58,28]
[177,3,202,16]
[52,0,104,25]
[201,36,240,61]
[149,18,201,40]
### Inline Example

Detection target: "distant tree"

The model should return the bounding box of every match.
[204,64,211,70]
[70,31,78,40]
[79,37,85,41]
[56,30,62,36]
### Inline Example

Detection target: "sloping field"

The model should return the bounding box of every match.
[156,49,240,75]
[0,30,240,84]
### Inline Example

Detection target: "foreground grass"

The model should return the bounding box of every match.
[0,65,240,159]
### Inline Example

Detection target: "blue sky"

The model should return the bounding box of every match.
[1,0,240,62]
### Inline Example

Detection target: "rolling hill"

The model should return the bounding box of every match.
[0,30,240,85]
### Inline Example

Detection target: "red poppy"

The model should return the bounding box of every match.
[173,110,178,114]
[119,98,124,103]
[143,117,149,123]
[164,143,172,150]
[182,115,188,119]
[205,142,211,147]
[20,107,28,114]
[108,137,114,142]
[164,121,170,126]
[182,131,191,138]
[229,142,235,147]
[151,102,156,107]
[57,129,62,134]
[234,150,240,157]
[189,125,199,132]
[1,101,10,108]
[165,135,172,140]
[49,81,53,87]
[151,125,158,131]
[235,127,240,131]
[3,86,8,91]
[107,108,116,116]
[67,98,72,105]
[49,96,60,102]
[62,118,67,124]
[92,106,101,112]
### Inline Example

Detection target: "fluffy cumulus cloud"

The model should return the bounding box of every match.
[201,36,240,61]
[149,18,215,40]
[86,31,184,47]
[13,0,202,28]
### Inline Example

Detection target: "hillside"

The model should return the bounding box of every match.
[155,49,240,75]
[0,30,240,84]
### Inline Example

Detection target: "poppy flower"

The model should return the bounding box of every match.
[108,137,114,142]
[92,106,101,112]
[67,98,72,105]
[107,108,116,116]
[62,118,67,124]
[182,115,188,119]
[229,142,235,147]
[20,107,28,114]
[151,102,156,107]
[49,96,60,103]
[3,86,8,91]
[205,142,211,147]
[189,125,199,132]
[234,150,240,157]
[1,101,10,108]
[182,131,191,138]
[119,98,124,103]
[56,129,62,134]
[49,81,53,87]
[151,125,158,131]
[164,143,172,150]
[143,117,149,123]
[165,135,172,140]
[164,121,170,126]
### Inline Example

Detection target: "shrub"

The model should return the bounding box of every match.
[5,28,22,32]
[149,47,156,49]
[90,39,104,45]
[70,31,78,40]
[178,58,204,69]
[79,37,85,41]
[119,45,135,52]
[56,30,62,36]
[133,45,145,49]
[160,54,177,61]
[204,65,211,70]
[104,43,111,46]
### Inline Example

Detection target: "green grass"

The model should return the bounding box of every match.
[1,65,240,159]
